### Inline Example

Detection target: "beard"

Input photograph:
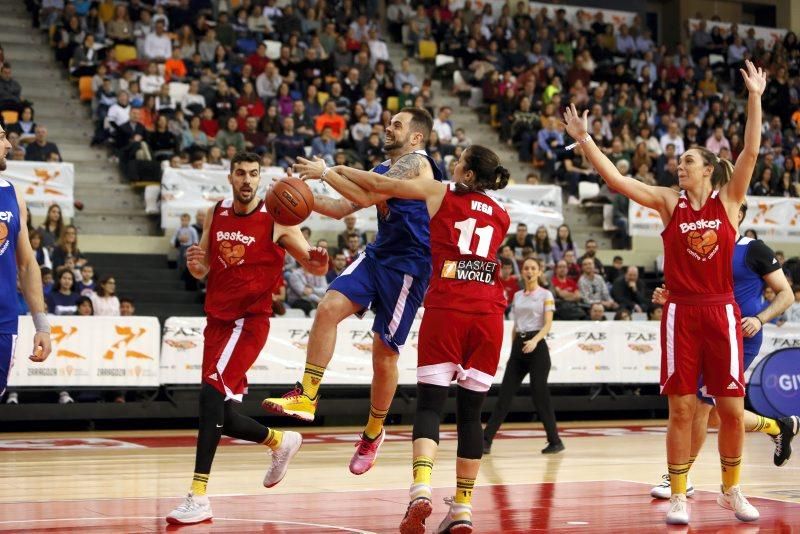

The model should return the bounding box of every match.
[383,132,409,152]
[0,156,6,172]
[234,187,255,205]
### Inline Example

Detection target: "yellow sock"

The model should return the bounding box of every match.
[301,363,325,399]
[668,462,690,495]
[191,472,209,496]
[749,415,781,436]
[687,455,696,472]
[455,477,475,505]
[720,455,742,491]
[264,428,284,450]
[364,404,389,439]
[413,455,433,486]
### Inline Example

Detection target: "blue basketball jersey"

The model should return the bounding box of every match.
[366,150,443,278]
[733,236,782,354]
[0,179,20,334]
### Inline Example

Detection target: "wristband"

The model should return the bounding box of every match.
[754,316,764,327]
[565,134,591,151]
[321,165,331,181]
[32,312,50,334]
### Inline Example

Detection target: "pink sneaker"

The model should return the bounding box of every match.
[349,429,385,475]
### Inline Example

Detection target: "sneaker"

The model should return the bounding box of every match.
[5,392,18,405]
[541,441,565,454]
[165,492,213,525]
[437,497,473,533]
[349,428,385,475]
[399,496,433,534]
[58,391,74,404]
[263,431,303,488]
[717,485,759,522]
[261,382,318,422]
[650,473,695,499]
[567,195,581,205]
[482,439,491,455]
[665,493,689,525]
[772,415,800,467]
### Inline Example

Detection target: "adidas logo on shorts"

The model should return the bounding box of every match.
[208,373,219,381]
[727,381,739,390]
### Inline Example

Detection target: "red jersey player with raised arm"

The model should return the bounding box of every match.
[295,145,510,534]
[166,152,329,525]
[563,60,766,527]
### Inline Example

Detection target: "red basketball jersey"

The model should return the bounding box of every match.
[661,190,736,299]
[205,198,286,320]
[424,184,511,314]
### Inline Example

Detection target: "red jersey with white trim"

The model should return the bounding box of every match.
[205,198,285,321]
[424,184,511,314]
[661,190,736,298]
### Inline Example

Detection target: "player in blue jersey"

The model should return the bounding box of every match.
[263,108,443,474]
[650,202,798,499]
[0,124,52,399]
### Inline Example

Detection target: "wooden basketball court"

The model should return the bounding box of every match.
[0,420,798,533]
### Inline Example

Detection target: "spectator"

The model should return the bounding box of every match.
[563,249,582,281]
[273,116,305,168]
[143,19,171,61]
[164,48,188,82]
[314,100,347,141]
[394,58,418,90]
[70,34,99,77]
[551,224,577,263]
[181,115,209,151]
[504,222,534,260]
[139,63,166,96]
[75,296,94,316]
[326,252,348,284]
[46,267,80,315]
[51,225,87,270]
[25,126,61,162]
[579,239,604,275]
[588,302,607,321]
[0,64,23,113]
[550,259,585,320]
[29,230,52,270]
[286,264,327,316]
[432,106,454,145]
[215,116,245,152]
[604,256,625,284]
[310,127,337,166]
[610,266,647,313]
[763,285,788,326]
[614,308,632,321]
[256,62,282,101]
[242,116,267,153]
[75,264,95,296]
[37,204,64,252]
[148,114,179,160]
[786,285,800,323]
[579,258,617,310]
[172,212,199,277]
[659,122,685,156]
[342,232,364,264]
[532,225,554,268]
[119,297,136,316]
[90,275,120,316]
[705,126,730,155]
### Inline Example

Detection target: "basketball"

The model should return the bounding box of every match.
[687,230,718,255]
[267,177,314,226]
[0,222,7,244]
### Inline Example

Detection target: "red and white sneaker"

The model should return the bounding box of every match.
[349,429,385,475]
[166,493,212,525]
[399,495,433,534]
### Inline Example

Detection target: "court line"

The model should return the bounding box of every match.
[0,515,376,533]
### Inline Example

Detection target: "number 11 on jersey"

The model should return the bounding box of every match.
[454,218,494,258]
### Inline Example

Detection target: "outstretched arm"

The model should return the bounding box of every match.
[292,158,386,208]
[563,104,677,224]
[724,60,766,204]
[274,223,329,276]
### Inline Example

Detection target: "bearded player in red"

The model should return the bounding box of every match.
[564,60,766,526]
[166,152,329,525]
[295,145,510,533]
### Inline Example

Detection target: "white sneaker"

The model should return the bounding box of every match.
[567,195,581,205]
[263,431,302,488]
[165,492,212,525]
[717,485,759,522]
[5,392,18,405]
[650,473,695,499]
[58,391,74,404]
[437,497,473,533]
[666,494,689,525]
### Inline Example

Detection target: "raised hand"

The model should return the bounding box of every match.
[562,103,589,142]
[293,157,327,180]
[741,59,767,96]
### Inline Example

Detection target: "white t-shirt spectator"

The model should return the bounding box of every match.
[181,92,206,116]
[432,118,454,144]
[787,301,800,323]
[140,73,165,95]
[90,293,121,316]
[660,132,685,156]
[106,103,131,129]
[144,32,172,61]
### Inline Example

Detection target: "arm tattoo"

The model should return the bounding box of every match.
[385,153,424,180]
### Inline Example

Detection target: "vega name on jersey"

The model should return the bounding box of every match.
[441,258,497,284]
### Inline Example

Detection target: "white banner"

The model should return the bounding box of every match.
[493,185,564,236]
[9,316,161,387]
[3,162,75,218]
[629,196,800,241]
[689,19,787,51]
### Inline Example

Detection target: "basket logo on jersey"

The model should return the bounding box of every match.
[0,211,12,256]
[680,219,721,259]
[441,259,497,284]
[219,241,246,266]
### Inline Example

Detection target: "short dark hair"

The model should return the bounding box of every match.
[398,107,433,143]
[230,151,261,172]
[120,296,135,306]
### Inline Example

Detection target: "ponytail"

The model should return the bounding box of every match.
[695,146,734,188]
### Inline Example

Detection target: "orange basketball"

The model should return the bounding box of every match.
[0,222,7,244]
[219,240,245,265]
[266,177,314,226]
[687,230,718,255]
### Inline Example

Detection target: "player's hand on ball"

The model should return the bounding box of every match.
[651,284,669,305]
[562,103,589,141]
[293,157,326,180]
[741,59,767,96]
[522,338,539,353]
[741,316,761,338]
[29,332,51,362]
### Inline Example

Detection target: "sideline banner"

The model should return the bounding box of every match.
[3,162,75,218]
[9,316,160,387]
[629,196,800,242]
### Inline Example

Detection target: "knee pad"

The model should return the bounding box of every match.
[456,386,486,460]
[412,382,449,443]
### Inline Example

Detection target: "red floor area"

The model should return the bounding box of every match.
[0,481,797,533]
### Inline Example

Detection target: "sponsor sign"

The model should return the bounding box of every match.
[3,162,75,218]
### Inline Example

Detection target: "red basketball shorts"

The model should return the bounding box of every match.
[660,299,744,397]
[203,315,270,402]
[417,308,504,393]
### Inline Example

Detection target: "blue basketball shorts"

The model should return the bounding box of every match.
[328,252,427,353]
[0,334,17,397]
[697,336,760,405]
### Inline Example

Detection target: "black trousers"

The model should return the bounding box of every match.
[484,332,560,444]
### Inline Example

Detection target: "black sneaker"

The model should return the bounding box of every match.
[483,439,492,455]
[772,415,800,466]
[541,441,565,454]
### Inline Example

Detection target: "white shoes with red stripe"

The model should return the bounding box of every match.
[166,492,212,525]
